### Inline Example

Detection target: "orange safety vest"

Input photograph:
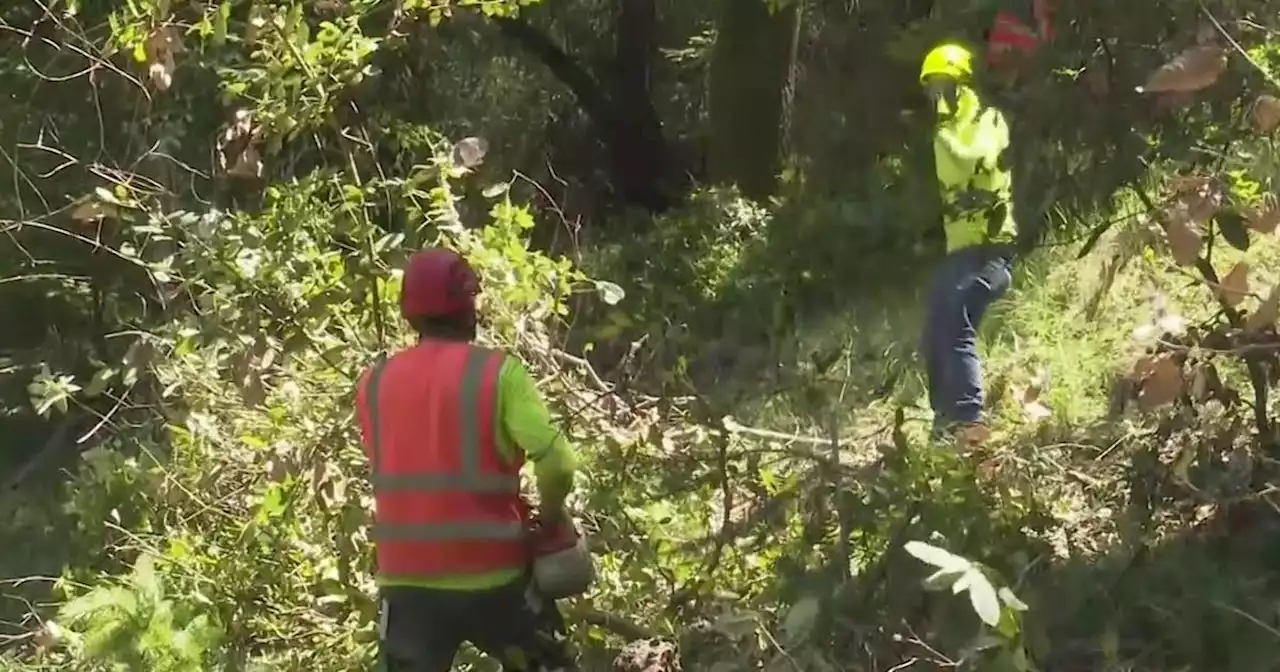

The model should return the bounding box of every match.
[987,0,1053,68]
[356,340,529,580]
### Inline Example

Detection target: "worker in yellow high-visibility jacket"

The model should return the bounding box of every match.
[918,42,1017,445]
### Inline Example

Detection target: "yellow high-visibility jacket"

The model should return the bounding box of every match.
[933,86,1016,251]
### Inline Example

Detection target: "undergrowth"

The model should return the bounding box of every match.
[3,1,1280,671]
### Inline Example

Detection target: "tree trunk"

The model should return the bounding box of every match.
[707,0,800,201]
[610,0,685,212]
[494,10,683,213]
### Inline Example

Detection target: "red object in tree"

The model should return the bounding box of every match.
[986,0,1054,69]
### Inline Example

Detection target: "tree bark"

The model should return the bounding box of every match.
[707,0,800,201]
[494,10,683,213]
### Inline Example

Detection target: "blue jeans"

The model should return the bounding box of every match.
[921,244,1014,433]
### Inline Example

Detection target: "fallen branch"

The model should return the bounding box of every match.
[552,348,613,393]
[723,415,833,446]
[568,605,658,641]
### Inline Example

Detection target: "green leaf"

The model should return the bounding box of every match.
[965,568,1002,626]
[255,483,288,523]
[213,2,229,45]
[904,541,970,571]
[996,606,1022,640]
[482,183,509,199]
[595,280,626,305]
[998,586,1028,611]
[1011,644,1031,671]
[1216,210,1251,251]
[130,554,161,603]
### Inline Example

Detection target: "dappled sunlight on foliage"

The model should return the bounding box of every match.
[3,0,1280,670]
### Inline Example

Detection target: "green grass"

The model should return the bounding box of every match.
[747,230,1156,446]
[745,223,1280,669]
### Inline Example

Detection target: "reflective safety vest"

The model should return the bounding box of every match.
[987,0,1053,68]
[934,88,1016,251]
[355,340,528,580]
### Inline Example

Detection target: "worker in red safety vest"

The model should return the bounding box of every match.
[356,247,581,671]
[984,0,1054,82]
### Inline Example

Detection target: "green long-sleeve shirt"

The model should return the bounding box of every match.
[379,355,578,591]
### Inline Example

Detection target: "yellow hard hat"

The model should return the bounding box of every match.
[920,42,974,83]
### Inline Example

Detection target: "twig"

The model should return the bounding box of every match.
[1212,601,1280,640]
[722,415,834,446]
[1198,2,1280,91]
[552,349,612,392]
[828,408,851,583]
[757,622,804,672]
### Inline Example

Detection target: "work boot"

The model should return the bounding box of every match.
[954,422,990,447]
[930,421,991,456]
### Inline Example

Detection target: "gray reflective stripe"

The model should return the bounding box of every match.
[373,520,525,541]
[457,347,488,475]
[366,356,391,473]
[371,471,519,493]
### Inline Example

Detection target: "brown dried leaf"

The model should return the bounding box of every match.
[1021,397,1052,421]
[1245,284,1280,332]
[239,371,266,407]
[1137,355,1183,411]
[1216,262,1249,307]
[1190,365,1210,401]
[70,200,119,223]
[228,146,263,178]
[1015,372,1052,420]
[219,110,262,178]
[144,26,184,91]
[1189,362,1223,401]
[1154,90,1197,112]
[1139,46,1228,94]
[1167,177,1223,225]
[1246,198,1280,233]
[452,136,488,168]
[1168,175,1213,194]
[1186,193,1222,226]
[1164,218,1202,265]
[150,25,186,55]
[1252,95,1280,133]
[1195,21,1219,45]
[1131,355,1159,379]
[957,423,990,447]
